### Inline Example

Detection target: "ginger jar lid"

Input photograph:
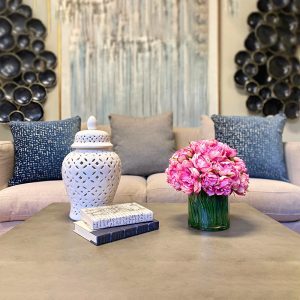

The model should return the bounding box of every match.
[71,116,112,149]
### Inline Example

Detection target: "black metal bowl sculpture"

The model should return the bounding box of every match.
[8,110,24,121]
[273,81,291,98]
[8,12,27,33]
[31,39,44,53]
[235,50,251,67]
[245,32,261,51]
[289,86,300,101]
[265,12,280,26]
[271,55,290,74]
[259,86,272,99]
[20,101,43,121]
[256,24,278,47]
[246,81,259,94]
[8,0,22,11]
[285,100,299,118]
[243,62,259,77]
[248,12,263,29]
[234,69,249,87]
[273,0,291,9]
[0,54,21,79]
[0,0,6,14]
[17,49,36,70]
[247,95,264,112]
[0,33,15,51]
[0,100,17,122]
[16,4,32,18]
[17,34,30,48]
[253,51,267,65]
[33,57,47,72]
[234,0,300,119]
[263,98,284,115]
[0,17,12,36]
[13,86,32,106]
[26,18,46,38]
[0,88,5,100]
[38,69,57,89]
[39,51,57,69]
[0,0,57,123]
[22,71,36,85]
[257,0,274,12]
[3,81,17,100]
[30,83,47,102]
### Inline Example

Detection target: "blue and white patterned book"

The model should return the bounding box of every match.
[80,202,154,230]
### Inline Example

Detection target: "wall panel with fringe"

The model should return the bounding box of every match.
[58,0,209,126]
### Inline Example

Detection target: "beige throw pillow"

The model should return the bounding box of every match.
[109,113,175,176]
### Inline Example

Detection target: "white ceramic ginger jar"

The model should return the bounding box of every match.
[62,116,122,221]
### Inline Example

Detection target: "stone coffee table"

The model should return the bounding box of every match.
[0,203,300,299]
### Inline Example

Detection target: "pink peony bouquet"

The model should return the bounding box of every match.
[165,140,249,196]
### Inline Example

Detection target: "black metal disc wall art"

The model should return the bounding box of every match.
[0,0,57,123]
[3,81,17,99]
[234,0,300,119]
[19,101,43,121]
[22,70,36,85]
[30,83,46,102]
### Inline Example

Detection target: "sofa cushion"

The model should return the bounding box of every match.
[0,221,23,236]
[0,181,69,222]
[9,117,81,186]
[173,115,215,150]
[285,142,300,186]
[0,141,14,190]
[114,175,147,204]
[211,114,288,182]
[148,173,300,222]
[147,173,187,203]
[282,220,300,234]
[110,112,175,176]
[0,176,146,222]
[230,178,300,222]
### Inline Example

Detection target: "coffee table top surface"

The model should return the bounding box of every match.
[0,203,300,299]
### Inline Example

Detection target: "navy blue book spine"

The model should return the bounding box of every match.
[91,220,159,246]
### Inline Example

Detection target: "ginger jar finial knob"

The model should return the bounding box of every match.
[87,116,97,130]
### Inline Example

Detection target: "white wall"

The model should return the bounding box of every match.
[220,0,300,141]
[0,0,59,141]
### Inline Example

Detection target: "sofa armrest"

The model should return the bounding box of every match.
[285,142,300,186]
[0,141,14,190]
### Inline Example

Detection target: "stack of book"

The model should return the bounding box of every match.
[74,202,159,246]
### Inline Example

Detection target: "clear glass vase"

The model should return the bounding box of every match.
[188,191,230,231]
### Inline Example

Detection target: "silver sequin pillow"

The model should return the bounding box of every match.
[211,114,288,182]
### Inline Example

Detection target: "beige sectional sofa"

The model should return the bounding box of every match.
[1,118,300,235]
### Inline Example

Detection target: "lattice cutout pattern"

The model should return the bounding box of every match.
[75,133,110,144]
[62,150,121,220]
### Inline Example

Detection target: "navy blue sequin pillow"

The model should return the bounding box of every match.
[8,117,81,186]
[211,114,288,182]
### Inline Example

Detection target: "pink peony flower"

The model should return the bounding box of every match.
[165,139,249,197]
[191,153,212,173]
